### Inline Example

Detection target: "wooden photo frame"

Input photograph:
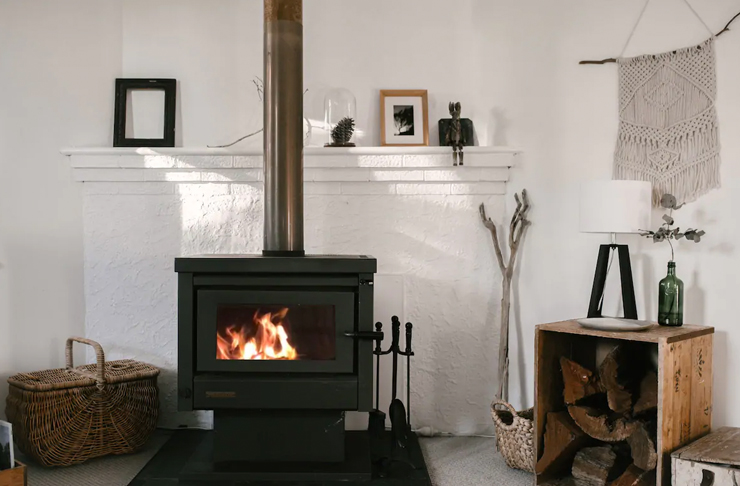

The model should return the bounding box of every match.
[380,90,429,146]
[114,78,176,148]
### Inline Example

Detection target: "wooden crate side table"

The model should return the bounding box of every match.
[671,427,740,485]
[0,462,27,486]
[535,320,714,486]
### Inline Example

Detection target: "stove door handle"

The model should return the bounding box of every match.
[344,331,384,341]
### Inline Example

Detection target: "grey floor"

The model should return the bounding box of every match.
[19,433,533,486]
[421,436,533,486]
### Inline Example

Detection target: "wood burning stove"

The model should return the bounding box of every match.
[175,255,379,478]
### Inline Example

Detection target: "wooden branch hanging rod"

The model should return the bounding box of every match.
[579,10,740,65]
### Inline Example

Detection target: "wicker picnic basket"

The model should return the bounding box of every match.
[5,337,160,467]
[491,399,535,472]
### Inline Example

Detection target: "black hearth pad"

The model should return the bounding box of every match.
[128,430,432,485]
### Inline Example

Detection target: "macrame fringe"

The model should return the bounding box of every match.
[616,123,717,149]
[615,155,720,206]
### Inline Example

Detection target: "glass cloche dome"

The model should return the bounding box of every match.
[324,88,357,147]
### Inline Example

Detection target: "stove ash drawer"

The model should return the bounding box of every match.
[193,375,359,410]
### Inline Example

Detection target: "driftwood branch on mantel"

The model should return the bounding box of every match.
[579,10,740,65]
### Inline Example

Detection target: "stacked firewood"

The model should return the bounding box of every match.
[537,346,658,486]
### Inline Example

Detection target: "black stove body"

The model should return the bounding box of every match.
[176,255,377,466]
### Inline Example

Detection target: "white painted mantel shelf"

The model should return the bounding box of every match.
[62,146,519,195]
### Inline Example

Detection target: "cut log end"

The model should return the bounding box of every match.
[568,406,638,443]
[598,346,632,414]
[536,411,591,477]
[561,357,603,405]
[610,464,656,486]
[626,422,657,471]
[633,371,658,415]
[572,446,616,486]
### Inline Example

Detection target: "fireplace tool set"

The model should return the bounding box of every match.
[370,315,417,475]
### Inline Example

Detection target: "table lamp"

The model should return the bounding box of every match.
[580,180,652,320]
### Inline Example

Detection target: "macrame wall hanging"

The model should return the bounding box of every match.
[581,1,740,206]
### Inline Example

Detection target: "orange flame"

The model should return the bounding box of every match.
[216,308,298,360]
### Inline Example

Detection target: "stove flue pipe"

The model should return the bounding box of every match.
[263,0,304,256]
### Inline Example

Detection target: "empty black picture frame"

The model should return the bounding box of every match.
[114,78,176,147]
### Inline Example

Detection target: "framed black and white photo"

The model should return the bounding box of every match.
[380,90,429,146]
[0,420,14,471]
[114,78,177,148]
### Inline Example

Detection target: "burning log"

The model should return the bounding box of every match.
[571,446,616,486]
[609,464,655,486]
[568,406,638,442]
[560,357,603,405]
[216,308,298,361]
[633,371,658,415]
[626,422,657,471]
[598,347,632,414]
[535,412,590,477]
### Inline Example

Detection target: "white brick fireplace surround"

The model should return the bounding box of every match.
[63,146,519,435]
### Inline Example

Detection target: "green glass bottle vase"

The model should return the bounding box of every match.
[658,261,684,326]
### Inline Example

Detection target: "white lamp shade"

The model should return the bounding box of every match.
[580,180,652,234]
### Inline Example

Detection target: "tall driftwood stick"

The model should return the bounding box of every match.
[479,190,531,402]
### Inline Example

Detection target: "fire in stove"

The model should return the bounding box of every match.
[216,308,299,361]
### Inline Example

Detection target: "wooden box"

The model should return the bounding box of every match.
[0,462,27,486]
[671,427,740,485]
[535,320,714,486]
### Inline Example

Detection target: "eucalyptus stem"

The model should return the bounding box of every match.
[668,207,674,262]
[638,193,705,259]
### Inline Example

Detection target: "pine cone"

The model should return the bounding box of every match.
[330,117,355,145]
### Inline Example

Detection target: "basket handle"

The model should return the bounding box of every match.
[66,337,106,389]
[492,399,518,415]
[491,399,520,431]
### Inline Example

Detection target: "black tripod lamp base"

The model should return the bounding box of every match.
[587,244,638,320]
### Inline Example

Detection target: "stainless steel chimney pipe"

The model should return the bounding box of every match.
[263,0,304,256]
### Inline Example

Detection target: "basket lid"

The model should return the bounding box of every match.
[7,359,159,392]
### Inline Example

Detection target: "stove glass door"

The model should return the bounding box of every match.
[196,290,355,373]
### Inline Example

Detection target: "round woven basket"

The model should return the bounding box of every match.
[490,399,535,472]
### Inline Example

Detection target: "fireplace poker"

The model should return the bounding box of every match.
[400,322,414,426]
[368,322,387,437]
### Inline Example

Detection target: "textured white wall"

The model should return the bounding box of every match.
[120,0,481,148]
[478,0,740,431]
[76,154,507,433]
[0,1,122,416]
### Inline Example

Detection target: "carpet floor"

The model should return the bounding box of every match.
[420,436,533,486]
[18,433,534,486]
